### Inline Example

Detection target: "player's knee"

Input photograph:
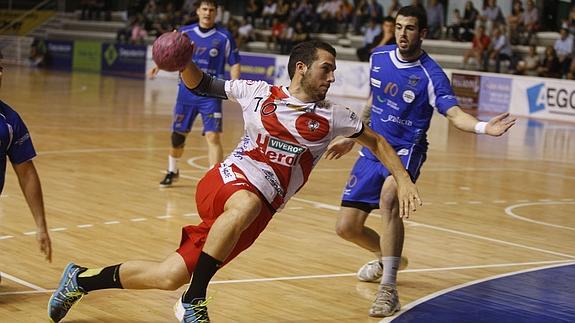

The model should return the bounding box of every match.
[205,131,221,145]
[335,220,362,240]
[158,276,184,291]
[171,132,186,148]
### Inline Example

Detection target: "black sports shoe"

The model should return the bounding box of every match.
[160,171,179,187]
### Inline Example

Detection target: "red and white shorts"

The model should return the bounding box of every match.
[176,163,275,274]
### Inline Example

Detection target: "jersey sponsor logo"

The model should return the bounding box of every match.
[346,175,358,188]
[372,66,381,72]
[219,164,237,183]
[397,148,410,156]
[381,114,413,126]
[246,80,256,85]
[261,102,278,116]
[402,90,415,103]
[14,133,30,145]
[408,75,420,87]
[370,78,382,88]
[295,113,330,141]
[384,82,399,96]
[256,134,306,167]
[209,48,219,57]
[376,95,386,103]
[262,169,285,196]
[386,99,400,111]
[212,112,222,118]
[372,106,384,114]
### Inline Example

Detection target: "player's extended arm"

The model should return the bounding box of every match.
[354,126,422,218]
[446,106,516,136]
[180,60,228,99]
[12,160,52,262]
[229,63,240,80]
[324,97,372,160]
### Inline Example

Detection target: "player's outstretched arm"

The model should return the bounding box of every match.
[354,126,422,218]
[180,59,205,89]
[446,106,516,136]
[13,160,52,262]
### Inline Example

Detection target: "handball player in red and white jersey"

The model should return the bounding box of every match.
[48,40,422,323]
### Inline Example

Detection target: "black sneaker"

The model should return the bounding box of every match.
[160,171,179,187]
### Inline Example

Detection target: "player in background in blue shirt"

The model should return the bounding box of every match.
[0,53,52,266]
[150,0,241,187]
[326,6,516,318]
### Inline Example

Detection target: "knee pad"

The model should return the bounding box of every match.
[171,132,186,148]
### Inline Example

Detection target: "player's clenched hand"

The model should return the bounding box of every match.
[486,112,516,136]
[396,180,422,219]
[325,138,355,160]
[147,66,159,79]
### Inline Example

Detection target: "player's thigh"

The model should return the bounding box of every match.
[198,99,223,133]
[172,101,199,133]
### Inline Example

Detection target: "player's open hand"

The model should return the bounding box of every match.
[146,66,159,79]
[325,138,355,160]
[36,230,52,263]
[486,112,516,136]
[397,180,423,219]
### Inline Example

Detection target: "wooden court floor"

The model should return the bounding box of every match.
[0,66,574,322]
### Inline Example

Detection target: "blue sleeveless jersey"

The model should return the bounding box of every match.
[177,23,240,103]
[361,45,458,160]
[0,100,37,193]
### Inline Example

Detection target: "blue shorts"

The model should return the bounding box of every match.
[172,99,222,134]
[341,148,426,211]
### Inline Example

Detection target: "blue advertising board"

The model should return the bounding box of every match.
[235,52,275,83]
[101,43,147,78]
[45,40,73,70]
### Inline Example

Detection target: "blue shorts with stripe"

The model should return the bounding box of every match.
[341,148,426,211]
[172,99,223,134]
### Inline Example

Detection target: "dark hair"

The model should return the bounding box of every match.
[397,5,428,31]
[287,40,336,79]
[382,16,395,24]
[197,0,218,8]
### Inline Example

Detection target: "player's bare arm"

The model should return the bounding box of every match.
[446,106,516,136]
[354,126,422,218]
[230,63,241,80]
[13,160,52,262]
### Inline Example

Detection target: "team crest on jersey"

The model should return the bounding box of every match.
[408,75,420,87]
[295,113,329,141]
[246,80,256,85]
[209,48,219,57]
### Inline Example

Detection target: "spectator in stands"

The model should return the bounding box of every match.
[366,0,384,22]
[553,27,573,76]
[130,15,148,45]
[352,0,369,35]
[387,0,401,18]
[237,17,254,50]
[483,26,513,73]
[181,0,196,15]
[262,0,277,28]
[244,0,260,26]
[507,1,523,45]
[315,0,334,33]
[538,46,562,78]
[29,38,46,67]
[461,1,479,42]
[462,25,490,70]
[447,8,463,41]
[515,45,540,76]
[267,17,287,51]
[359,17,382,54]
[291,0,314,30]
[357,16,395,62]
[426,0,444,39]
[566,6,575,35]
[410,0,425,11]
[275,0,290,23]
[479,0,505,35]
[520,0,539,45]
[116,15,137,43]
[80,0,104,21]
[336,0,354,32]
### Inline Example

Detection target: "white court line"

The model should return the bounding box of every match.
[0,260,570,296]
[0,272,48,291]
[505,202,575,231]
[38,147,207,156]
[130,218,147,222]
[381,261,575,323]
[157,215,172,219]
[291,197,341,211]
[186,156,209,170]
[406,220,575,259]
[0,235,13,240]
[104,221,120,225]
[50,227,67,232]
[77,224,94,228]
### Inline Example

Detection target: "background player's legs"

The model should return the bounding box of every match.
[204,131,223,168]
[160,131,188,187]
[336,208,380,257]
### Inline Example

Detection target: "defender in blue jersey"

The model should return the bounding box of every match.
[0,58,51,264]
[326,6,516,318]
[152,0,241,187]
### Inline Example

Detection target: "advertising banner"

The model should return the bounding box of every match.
[73,40,101,72]
[451,73,480,109]
[101,43,147,78]
[478,75,512,113]
[236,52,275,84]
[511,77,575,121]
[45,40,73,70]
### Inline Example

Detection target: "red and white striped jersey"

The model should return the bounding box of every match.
[222,79,363,210]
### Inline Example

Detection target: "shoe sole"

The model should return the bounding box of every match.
[368,303,401,318]
[47,262,75,323]
[174,297,184,322]
[357,257,409,283]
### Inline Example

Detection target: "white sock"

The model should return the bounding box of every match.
[381,256,401,286]
[168,155,179,173]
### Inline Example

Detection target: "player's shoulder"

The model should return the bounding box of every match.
[371,44,397,56]
[179,23,198,33]
[0,100,22,124]
[215,24,234,38]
